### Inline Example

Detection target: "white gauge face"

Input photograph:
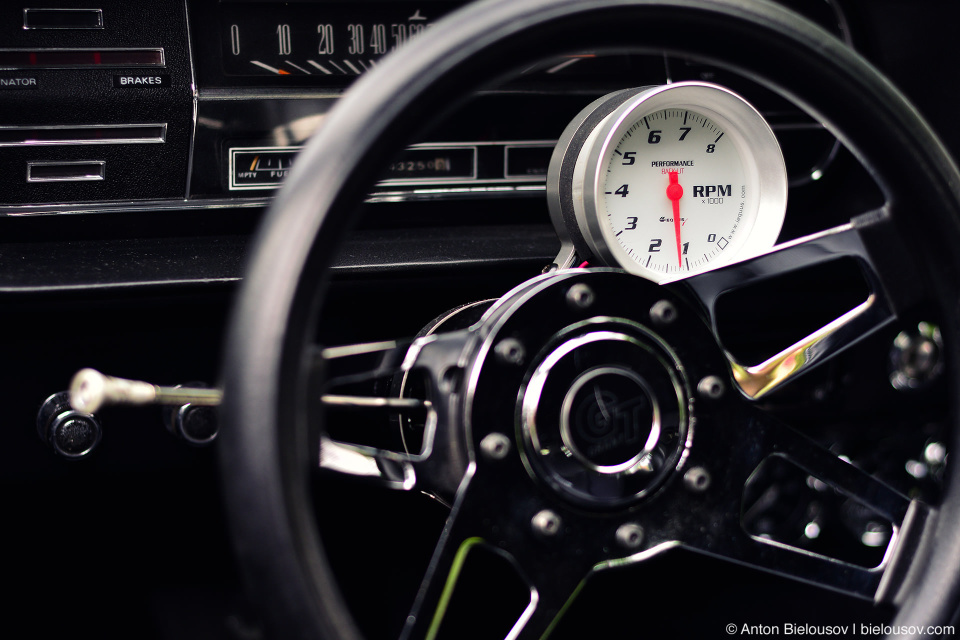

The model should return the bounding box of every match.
[603,108,751,277]
[560,82,787,283]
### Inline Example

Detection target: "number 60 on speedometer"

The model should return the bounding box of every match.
[548,82,787,283]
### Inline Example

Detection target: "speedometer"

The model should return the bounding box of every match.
[549,82,787,283]
[218,2,447,80]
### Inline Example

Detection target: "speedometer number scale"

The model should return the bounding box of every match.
[552,82,787,283]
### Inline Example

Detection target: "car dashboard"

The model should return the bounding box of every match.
[1,1,957,638]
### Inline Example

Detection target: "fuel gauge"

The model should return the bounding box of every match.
[229,146,299,191]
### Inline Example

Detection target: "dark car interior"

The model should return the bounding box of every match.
[5,1,960,638]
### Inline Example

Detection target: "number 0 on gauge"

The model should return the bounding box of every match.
[557,82,787,283]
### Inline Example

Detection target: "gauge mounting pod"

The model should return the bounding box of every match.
[549,82,788,283]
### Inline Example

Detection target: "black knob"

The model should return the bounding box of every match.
[163,383,218,446]
[37,392,102,459]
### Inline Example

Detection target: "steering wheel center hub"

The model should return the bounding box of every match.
[518,322,688,507]
[464,272,707,510]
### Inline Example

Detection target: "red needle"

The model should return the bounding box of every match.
[666,171,683,268]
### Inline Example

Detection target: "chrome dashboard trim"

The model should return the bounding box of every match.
[183,0,199,200]
[198,88,343,101]
[366,184,545,203]
[0,184,546,215]
[377,175,547,188]
[0,123,167,147]
[0,197,270,217]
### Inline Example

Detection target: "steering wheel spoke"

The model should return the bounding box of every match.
[686,218,899,398]
[674,399,930,601]
[744,408,911,524]
[400,471,592,640]
[318,438,418,491]
[683,520,887,600]
[679,497,933,603]
[321,339,418,384]
[504,572,587,640]
[317,331,476,500]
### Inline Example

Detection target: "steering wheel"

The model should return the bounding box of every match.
[219,0,960,638]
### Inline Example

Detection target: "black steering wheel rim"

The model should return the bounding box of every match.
[220,1,960,638]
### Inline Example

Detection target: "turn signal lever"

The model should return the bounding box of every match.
[64,364,401,449]
[70,368,223,414]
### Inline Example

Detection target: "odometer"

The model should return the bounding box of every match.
[219,2,451,79]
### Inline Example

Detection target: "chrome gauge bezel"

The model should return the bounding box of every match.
[571,82,788,283]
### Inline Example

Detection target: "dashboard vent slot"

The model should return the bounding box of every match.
[27,161,105,182]
[22,9,104,30]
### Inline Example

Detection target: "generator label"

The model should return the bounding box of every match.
[0,77,38,89]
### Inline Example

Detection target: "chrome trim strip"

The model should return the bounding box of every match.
[0,197,270,217]
[0,278,242,294]
[27,160,105,183]
[0,123,167,147]
[416,140,555,148]
[183,0,199,199]
[0,185,545,216]
[199,87,343,101]
[366,185,545,203]
[771,122,827,132]
[731,294,880,399]
[378,177,545,187]
[321,395,431,410]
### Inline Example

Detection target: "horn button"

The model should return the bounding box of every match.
[521,325,688,507]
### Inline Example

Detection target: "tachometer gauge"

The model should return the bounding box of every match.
[548,82,787,283]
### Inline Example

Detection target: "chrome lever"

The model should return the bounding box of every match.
[69,368,223,414]
[68,368,429,415]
